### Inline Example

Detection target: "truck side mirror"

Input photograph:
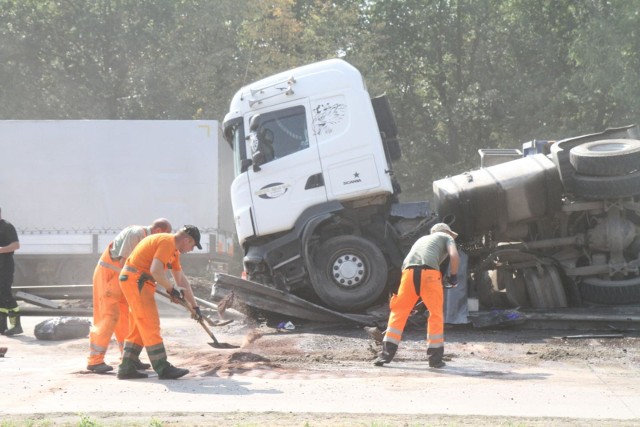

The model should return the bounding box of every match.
[247,125,266,172]
[241,158,253,173]
[252,149,266,172]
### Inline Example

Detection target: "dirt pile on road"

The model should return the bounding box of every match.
[184,275,640,372]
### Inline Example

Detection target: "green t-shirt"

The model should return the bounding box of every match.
[402,232,455,270]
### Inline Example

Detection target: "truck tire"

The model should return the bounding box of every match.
[312,235,387,311]
[579,276,640,305]
[549,125,638,194]
[523,265,567,308]
[572,170,640,199]
[504,269,531,308]
[569,139,640,176]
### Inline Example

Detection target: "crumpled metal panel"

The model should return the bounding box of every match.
[212,273,380,326]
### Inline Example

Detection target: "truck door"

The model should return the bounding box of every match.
[246,104,327,236]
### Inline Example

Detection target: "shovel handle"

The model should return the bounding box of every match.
[156,289,224,346]
[196,317,221,345]
[156,289,219,326]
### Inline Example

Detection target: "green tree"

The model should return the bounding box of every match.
[367,0,513,199]
[0,0,180,118]
[365,0,640,201]
[0,0,249,120]
[566,1,640,132]
[138,0,251,120]
[235,0,368,82]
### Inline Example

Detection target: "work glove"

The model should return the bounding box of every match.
[192,306,203,321]
[169,286,184,303]
[444,274,458,289]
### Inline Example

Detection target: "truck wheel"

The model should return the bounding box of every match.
[312,235,387,311]
[579,276,640,305]
[523,265,567,308]
[572,170,640,199]
[505,269,531,308]
[570,139,640,176]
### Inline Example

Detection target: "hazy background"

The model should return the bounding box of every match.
[2,0,638,201]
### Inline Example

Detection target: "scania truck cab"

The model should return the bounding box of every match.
[222,59,431,311]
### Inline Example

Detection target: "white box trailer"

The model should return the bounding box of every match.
[0,120,236,286]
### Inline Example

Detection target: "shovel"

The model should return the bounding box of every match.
[157,289,239,349]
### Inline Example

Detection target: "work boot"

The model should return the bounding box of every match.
[132,358,151,370]
[117,369,149,380]
[373,342,398,367]
[4,315,23,336]
[427,347,445,368]
[158,363,189,380]
[87,363,114,374]
[118,357,149,379]
[0,313,7,335]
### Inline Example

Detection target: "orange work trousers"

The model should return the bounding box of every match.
[119,270,164,351]
[87,245,128,366]
[383,267,444,351]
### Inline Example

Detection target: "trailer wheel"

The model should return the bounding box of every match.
[570,139,640,176]
[572,170,640,199]
[312,235,387,311]
[579,276,640,305]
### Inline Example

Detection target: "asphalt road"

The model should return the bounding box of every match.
[1,315,639,426]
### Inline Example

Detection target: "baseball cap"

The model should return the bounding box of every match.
[430,222,458,238]
[182,225,202,249]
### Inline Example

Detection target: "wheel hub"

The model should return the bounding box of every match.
[331,254,365,288]
[589,141,629,152]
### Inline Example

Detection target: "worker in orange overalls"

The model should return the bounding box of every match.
[86,218,172,374]
[374,223,460,368]
[117,225,202,380]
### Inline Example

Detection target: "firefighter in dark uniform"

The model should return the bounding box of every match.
[0,207,21,336]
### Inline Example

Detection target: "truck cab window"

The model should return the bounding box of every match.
[254,105,308,164]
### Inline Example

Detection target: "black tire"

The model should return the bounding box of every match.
[573,170,640,199]
[505,269,531,308]
[579,276,640,305]
[523,265,567,308]
[550,126,638,194]
[570,139,640,176]
[312,235,387,311]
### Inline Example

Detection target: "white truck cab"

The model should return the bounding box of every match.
[223,59,423,311]
[224,59,395,245]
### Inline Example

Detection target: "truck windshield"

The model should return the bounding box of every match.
[223,117,246,177]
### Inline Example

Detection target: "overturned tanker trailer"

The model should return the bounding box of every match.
[434,125,640,309]
[214,58,640,318]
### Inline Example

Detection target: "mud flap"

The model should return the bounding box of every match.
[444,250,469,324]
